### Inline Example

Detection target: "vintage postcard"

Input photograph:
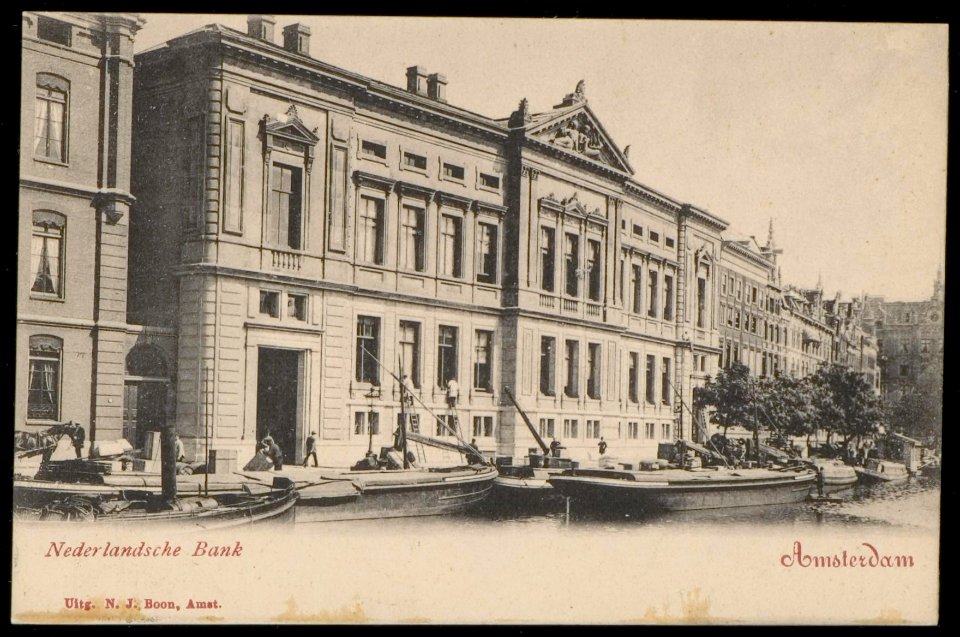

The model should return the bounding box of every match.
[13,14,943,624]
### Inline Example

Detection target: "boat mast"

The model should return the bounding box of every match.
[398,357,409,469]
[503,386,550,455]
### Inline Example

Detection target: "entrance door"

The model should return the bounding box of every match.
[122,381,167,450]
[256,348,301,463]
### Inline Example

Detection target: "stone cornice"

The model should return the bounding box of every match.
[525,136,630,182]
[623,181,683,214]
[436,191,473,210]
[722,240,775,271]
[472,200,508,216]
[680,203,729,231]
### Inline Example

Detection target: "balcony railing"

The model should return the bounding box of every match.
[539,294,556,309]
[562,299,578,312]
[270,249,302,271]
[585,303,602,318]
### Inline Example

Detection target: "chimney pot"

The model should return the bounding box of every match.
[406,65,429,96]
[247,15,276,43]
[282,23,311,56]
[427,73,447,102]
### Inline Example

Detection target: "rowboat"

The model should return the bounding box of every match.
[548,465,816,513]
[854,459,910,484]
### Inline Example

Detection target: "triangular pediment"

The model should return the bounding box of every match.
[527,104,632,174]
[263,105,320,146]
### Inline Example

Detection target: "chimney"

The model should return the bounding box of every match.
[427,73,447,102]
[247,15,275,43]
[282,23,311,56]
[406,65,429,96]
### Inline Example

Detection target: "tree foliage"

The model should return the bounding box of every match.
[808,364,882,445]
[695,363,755,436]
[884,387,942,445]
[756,374,816,439]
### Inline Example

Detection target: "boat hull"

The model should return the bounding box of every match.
[294,466,496,522]
[549,468,816,513]
[14,488,298,530]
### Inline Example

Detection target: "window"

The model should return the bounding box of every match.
[474,330,493,391]
[259,291,280,317]
[563,418,579,438]
[921,339,931,353]
[37,16,72,46]
[476,223,499,284]
[661,357,671,405]
[354,411,380,435]
[439,214,463,278]
[361,140,386,159]
[722,275,728,295]
[403,151,427,170]
[661,423,672,440]
[645,355,656,404]
[540,227,556,292]
[35,74,68,162]
[663,275,674,321]
[628,353,639,403]
[443,162,465,181]
[564,233,579,297]
[649,231,660,243]
[564,340,579,398]
[28,335,62,420]
[751,316,758,334]
[356,316,381,384]
[540,336,556,396]
[358,196,385,265]
[665,237,675,249]
[587,343,601,399]
[400,205,425,272]
[287,294,307,321]
[437,326,459,389]
[436,414,458,437]
[632,265,643,314]
[900,343,908,354]
[736,280,742,301]
[538,418,556,439]
[473,416,494,438]
[735,311,741,329]
[587,239,602,301]
[628,422,639,440]
[751,286,758,304]
[644,422,655,440]
[632,224,643,237]
[899,364,910,378]
[399,321,421,388]
[647,270,659,318]
[697,277,707,328]
[30,211,65,298]
[586,420,601,439]
[223,119,244,233]
[327,145,348,251]
[479,173,500,190]
[267,163,303,249]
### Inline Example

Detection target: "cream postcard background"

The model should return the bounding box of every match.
[13,15,943,624]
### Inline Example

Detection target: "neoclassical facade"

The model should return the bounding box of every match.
[129,16,728,465]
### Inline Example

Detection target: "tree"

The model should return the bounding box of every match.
[809,364,882,447]
[695,363,754,438]
[884,387,942,447]
[756,374,816,449]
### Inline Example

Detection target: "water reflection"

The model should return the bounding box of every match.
[461,476,940,532]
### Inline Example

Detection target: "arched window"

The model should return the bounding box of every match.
[125,345,168,378]
[35,73,69,162]
[31,210,65,298]
[28,335,62,420]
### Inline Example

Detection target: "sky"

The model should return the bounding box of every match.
[133,15,948,302]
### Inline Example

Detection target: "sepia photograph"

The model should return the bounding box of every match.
[13,12,944,624]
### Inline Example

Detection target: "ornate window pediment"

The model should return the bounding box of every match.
[261,104,320,171]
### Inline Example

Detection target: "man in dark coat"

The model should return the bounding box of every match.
[71,423,85,459]
[598,437,608,455]
[263,436,283,470]
[302,431,318,467]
